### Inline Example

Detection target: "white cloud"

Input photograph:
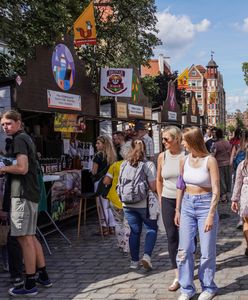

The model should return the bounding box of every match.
[233,17,248,32]
[226,88,248,112]
[155,10,211,58]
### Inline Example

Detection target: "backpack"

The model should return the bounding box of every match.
[233,150,245,171]
[117,161,149,204]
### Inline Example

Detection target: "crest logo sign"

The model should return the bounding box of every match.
[100,68,133,97]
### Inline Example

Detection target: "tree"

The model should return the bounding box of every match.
[242,62,248,86]
[76,0,161,90]
[0,0,161,86]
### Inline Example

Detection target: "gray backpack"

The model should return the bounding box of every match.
[117,161,149,204]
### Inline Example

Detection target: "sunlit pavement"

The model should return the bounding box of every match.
[0,202,247,300]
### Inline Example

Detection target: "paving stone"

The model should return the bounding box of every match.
[0,203,247,299]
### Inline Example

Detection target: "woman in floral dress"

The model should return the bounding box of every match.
[231,143,248,256]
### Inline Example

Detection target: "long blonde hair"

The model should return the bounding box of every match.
[96,135,117,165]
[183,127,208,157]
[127,139,146,166]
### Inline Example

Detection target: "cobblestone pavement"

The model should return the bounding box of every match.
[0,202,247,300]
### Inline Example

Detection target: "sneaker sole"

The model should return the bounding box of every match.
[141,259,152,270]
[8,291,38,297]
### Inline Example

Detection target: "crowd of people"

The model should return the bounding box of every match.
[0,110,247,300]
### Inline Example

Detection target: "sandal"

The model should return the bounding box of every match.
[168,278,180,292]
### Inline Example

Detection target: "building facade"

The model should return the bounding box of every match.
[186,55,226,127]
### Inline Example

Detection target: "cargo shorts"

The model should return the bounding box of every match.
[10,198,38,236]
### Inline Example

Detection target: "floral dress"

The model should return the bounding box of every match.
[231,160,248,217]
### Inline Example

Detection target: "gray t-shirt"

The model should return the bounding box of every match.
[122,160,157,208]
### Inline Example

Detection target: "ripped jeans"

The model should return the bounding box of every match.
[177,193,219,297]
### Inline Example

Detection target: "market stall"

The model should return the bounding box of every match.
[0,35,98,223]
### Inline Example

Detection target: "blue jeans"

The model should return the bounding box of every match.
[123,207,158,262]
[177,193,219,297]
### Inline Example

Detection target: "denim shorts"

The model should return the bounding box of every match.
[10,198,38,236]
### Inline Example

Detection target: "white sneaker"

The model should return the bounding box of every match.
[129,260,139,269]
[178,294,191,300]
[141,254,152,270]
[198,291,216,300]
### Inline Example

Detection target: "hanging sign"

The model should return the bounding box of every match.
[74,1,97,46]
[100,68,133,97]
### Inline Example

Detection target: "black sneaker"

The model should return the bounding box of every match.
[11,277,24,288]
[36,277,53,288]
[245,248,248,256]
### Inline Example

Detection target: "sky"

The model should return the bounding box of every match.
[154,0,248,113]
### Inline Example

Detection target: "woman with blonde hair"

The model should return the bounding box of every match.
[118,139,157,270]
[175,127,220,300]
[157,126,185,291]
[231,142,248,256]
[92,135,117,235]
[103,146,131,255]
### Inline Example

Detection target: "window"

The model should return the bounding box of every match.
[191,81,196,87]
[197,81,202,87]
[197,92,202,98]
[191,70,196,76]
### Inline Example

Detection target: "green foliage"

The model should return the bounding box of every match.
[236,114,245,129]
[0,0,83,78]
[141,76,159,103]
[242,62,248,86]
[0,0,161,86]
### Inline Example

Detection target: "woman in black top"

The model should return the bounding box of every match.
[92,135,117,235]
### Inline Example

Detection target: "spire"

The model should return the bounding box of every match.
[206,51,218,68]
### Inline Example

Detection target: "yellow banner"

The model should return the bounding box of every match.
[54,113,82,133]
[177,68,189,89]
[74,1,96,46]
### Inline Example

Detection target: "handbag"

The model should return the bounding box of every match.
[0,220,10,246]
[176,156,187,190]
[176,175,186,190]
[95,176,112,198]
[91,165,109,183]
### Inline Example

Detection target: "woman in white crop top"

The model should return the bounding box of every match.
[157,126,184,292]
[174,127,220,300]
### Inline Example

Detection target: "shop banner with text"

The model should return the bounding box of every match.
[47,90,81,111]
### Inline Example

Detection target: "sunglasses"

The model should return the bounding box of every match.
[162,137,170,142]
